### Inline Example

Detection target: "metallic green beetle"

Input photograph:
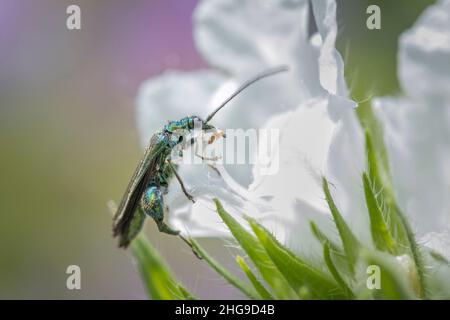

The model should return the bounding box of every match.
[113,66,288,250]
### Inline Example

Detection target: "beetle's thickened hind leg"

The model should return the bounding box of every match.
[140,185,179,235]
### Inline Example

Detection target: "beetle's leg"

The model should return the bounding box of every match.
[193,137,221,161]
[167,159,195,203]
[188,137,220,175]
[207,164,222,177]
[155,220,180,235]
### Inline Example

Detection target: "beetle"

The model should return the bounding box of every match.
[112,66,288,250]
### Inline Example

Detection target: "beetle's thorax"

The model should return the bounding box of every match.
[155,130,180,150]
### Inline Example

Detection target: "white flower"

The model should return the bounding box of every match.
[372,0,450,256]
[136,0,361,246]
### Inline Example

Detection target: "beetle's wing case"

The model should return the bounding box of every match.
[112,132,166,247]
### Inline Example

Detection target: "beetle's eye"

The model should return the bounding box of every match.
[178,136,183,143]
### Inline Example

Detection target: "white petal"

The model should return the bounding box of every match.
[194,0,324,98]
[136,69,226,147]
[325,100,368,242]
[373,97,450,234]
[248,95,364,247]
[206,72,299,130]
[373,0,450,234]
[194,0,308,73]
[166,162,248,237]
[250,98,337,218]
[311,0,348,96]
[201,70,308,187]
[246,99,336,249]
[420,230,450,261]
[398,0,450,99]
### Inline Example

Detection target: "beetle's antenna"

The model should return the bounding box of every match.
[204,65,289,124]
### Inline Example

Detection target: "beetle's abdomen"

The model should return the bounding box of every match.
[140,185,164,221]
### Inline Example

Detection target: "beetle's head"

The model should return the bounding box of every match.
[188,115,215,131]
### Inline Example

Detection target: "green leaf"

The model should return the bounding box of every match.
[236,255,273,300]
[131,234,195,300]
[322,177,361,274]
[398,214,428,299]
[310,221,351,277]
[360,250,416,300]
[189,238,259,300]
[248,218,345,299]
[323,243,354,299]
[365,131,409,247]
[310,221,343,254]
[365,131,428,298]
[362,172,397,254]
[213,199,296,299]
[177,285,196,300]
